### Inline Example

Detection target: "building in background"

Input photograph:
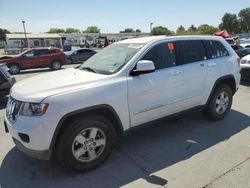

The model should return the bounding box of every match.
[5,33,62,49]
[5,32,149,49]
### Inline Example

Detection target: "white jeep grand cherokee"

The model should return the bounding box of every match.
[4,36,240,171]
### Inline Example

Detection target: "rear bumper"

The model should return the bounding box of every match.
[13,137,51,160]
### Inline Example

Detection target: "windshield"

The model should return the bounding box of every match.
[80,43,144,74]
[19,49,31,56]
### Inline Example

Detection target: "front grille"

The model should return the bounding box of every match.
[240,68,250,78]
[6,97,22,123]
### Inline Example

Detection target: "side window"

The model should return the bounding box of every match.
[34,49,51,56]
[85,49,92,53]
[141,42,176,70]
[178,40,206,64]
[76,50,84,54]
[231,45,238,50]
[204,40,229,59]
[23,50,34,57]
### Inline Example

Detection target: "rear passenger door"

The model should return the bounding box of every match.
[128,41,184,127]
[176,40,208,107]
[203,40,230,98]
[33,49,52,67]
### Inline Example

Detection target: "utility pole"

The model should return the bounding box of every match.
[22,20,28,48]
[150,23,153,34]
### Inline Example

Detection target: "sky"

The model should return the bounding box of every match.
[0,0,249,33]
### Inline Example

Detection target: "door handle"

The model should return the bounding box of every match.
[207,62,216,67]
[170,70,181,76]
[200,63,205,67]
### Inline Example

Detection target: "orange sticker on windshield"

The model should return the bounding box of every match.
[167,43,174,50]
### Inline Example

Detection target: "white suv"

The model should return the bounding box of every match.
[4,36,240,171]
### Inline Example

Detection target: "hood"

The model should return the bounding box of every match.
[11,68,108,102]
[0,55,19,62]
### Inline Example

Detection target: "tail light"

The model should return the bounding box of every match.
[237,57,240,66]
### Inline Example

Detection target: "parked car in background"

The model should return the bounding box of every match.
[240,43,250,49]
[66,48,96,64]
[240,54,250,80]
[0,47,67,74]
[0,64,15,97]
[225,38,235,45]
[231,44,250,59]
[4,36,240,171]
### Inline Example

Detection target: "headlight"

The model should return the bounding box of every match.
[19,103,49,116]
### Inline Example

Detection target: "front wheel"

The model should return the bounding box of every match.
[203,84,233,121]
[56,115,116,171]
[51,61,62,70]
[9,64,20,74]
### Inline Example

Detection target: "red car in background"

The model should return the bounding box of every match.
[0,47,67,74]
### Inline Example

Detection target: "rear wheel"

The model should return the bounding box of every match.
[8,64,20,74]
[51,61,62,70]
[56,115,116,171]
[203,84,233,121]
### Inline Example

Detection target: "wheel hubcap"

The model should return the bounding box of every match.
[10,65,19,73]
[215,91,229,115]
[72,127,106,162]
[53,62,60,69]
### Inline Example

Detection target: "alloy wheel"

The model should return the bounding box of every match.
[72,127,106,162]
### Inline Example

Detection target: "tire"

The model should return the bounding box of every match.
[203,84,233,121]
[56,115,116,171]
[51,61,62,70]
[8,64,20,74]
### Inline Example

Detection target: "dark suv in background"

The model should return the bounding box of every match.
[0,47,67,74]
[0,64,15,97]
[66,48,96,64]
[231,44,250,59]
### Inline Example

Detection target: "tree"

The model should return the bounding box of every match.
[197,24,219,35]
[120,28,142,33]
[0,28,11,40]
[151,26,174,35]
[120,28,135,33]
[238,8,250,32]
[219,13,240,34]
[47,28,65,33]
[187,25,198,34]
[83,26,100,33]
[176,25,186,35]
[65,28,80,33]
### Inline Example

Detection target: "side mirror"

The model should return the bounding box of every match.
[131,60,155,76]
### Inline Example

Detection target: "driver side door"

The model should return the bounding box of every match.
[20,50,35,68]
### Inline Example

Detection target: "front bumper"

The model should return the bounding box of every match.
[240,67,250,79]
[13,137,51,160]
[4,110,60,160]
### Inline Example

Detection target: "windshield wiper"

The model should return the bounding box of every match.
[81,66,97,73]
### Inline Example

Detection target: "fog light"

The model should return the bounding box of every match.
[18,133,30,143]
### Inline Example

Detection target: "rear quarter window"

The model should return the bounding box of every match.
[51,49,60,54]
[204,40,229,59]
